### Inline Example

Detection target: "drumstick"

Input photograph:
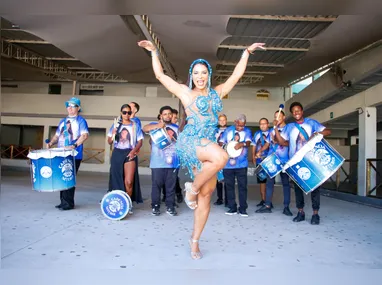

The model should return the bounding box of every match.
[274,104,284,129]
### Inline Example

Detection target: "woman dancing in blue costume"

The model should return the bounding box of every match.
[138,40,265,259]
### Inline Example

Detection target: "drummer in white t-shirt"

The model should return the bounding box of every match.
[274,102,331,225]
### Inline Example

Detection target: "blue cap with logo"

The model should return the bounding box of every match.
[65,97,81,112]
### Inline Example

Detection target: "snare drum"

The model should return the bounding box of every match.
[283,137,344,194]
[259,153,283,179]
[100,190,132,220]
[27,148,77,192]
[224,141,242,158]
[254,165,268,181]
[150,128,172,150]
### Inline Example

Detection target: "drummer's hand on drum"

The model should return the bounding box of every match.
[234,142,243,150]
[255,151,262,159]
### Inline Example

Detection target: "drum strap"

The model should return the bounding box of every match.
[294,123,309,141]
[63,118,70,146]
[256,131,265,146]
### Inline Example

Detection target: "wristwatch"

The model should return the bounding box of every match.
[73,143,78,148]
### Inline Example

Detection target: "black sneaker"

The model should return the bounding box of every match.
[256,200,265,207]
[214,199,223,205]
[255,205,272,213]
[293,211,305,222]
[176,194,183,204]
[311,214,320,225]
[166,207,177,216]
[152,206,160,216]
[283,207,293,216]
[225,208,237,215]
[55,204,63,209]
[239,210,248,217]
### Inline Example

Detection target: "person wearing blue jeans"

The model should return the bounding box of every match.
[256,110,292,216]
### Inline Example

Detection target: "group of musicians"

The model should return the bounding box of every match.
[48,97,331,225]
[213,102,331,225]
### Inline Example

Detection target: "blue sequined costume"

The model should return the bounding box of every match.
[175,59,224,181]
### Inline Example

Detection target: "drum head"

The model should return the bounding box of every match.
[226,141,242,158]
[100,190,132,221]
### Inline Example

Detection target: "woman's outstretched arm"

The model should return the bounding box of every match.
[138,41,189,105]
[215,43,266,99]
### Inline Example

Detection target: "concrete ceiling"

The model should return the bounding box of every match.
[2,1,382,86]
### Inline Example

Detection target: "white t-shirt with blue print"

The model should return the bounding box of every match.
[253,130,270,164]
[55,115,89,160]
[148,123,180,169]
[219,125,252,169]
[108,121,143,150]
[281,118,326,158]
[267,126,289,164]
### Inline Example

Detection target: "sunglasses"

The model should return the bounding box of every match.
[122,111,132,115]
[68,103,78,108]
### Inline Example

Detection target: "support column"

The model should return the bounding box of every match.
[72,80,77,95]
[104,129,111,166]
[357,107,377,196]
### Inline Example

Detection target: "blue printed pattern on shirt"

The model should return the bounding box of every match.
[55,115,89,160]
[108,122,143,150]
[219,125,252,169]
[281,118,325,158]
[267,126,289,163]
[149,123,180,168]
[253,130,270,164]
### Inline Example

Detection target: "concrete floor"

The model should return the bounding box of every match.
[1,166,382,272]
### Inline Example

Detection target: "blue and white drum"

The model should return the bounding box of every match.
[27,148,77,192]
[283,137,345,194]
[150,128,172,150]
[100,190,132,221]
[260,153,283,179]
[255,164,268,181]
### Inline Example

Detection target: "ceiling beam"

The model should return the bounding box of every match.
[46,57,79,61]
[219,44,308,52]
[67,67,97,70]
[1,39,127,83]
[126,15,178,81]
[4,39,50,44]
[231,15,337,22]
[216,70,277,75]
[217,61,284,68]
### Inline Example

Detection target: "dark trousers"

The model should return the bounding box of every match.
[216,181,227,202]
[151,168,179,208]
[60,159,81,208]
[265,172,291,207]
[223,168,248,212]
[294,182,320,211]
[162,176,182,197]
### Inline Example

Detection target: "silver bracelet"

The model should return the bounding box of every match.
[151,50,159,57]
[241,49,250,58]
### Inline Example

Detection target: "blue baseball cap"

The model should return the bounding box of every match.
[65,97,81,112]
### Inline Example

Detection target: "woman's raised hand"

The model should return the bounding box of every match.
[247,43,266,53]
[138,40,156,52]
